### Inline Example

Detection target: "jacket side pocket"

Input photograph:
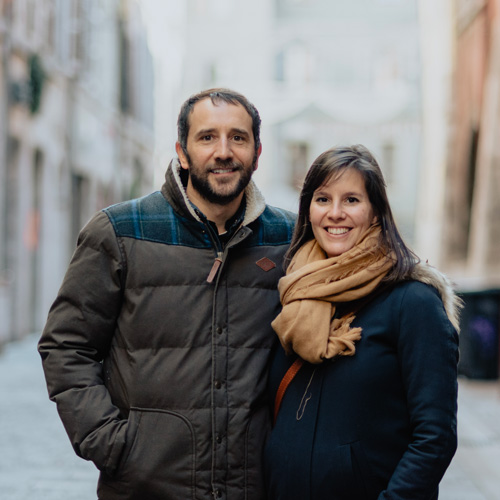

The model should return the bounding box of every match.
[100,408,197,500]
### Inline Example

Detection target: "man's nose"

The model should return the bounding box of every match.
[215,137,233,160]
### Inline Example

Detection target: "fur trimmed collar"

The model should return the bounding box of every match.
[410,262,463,333]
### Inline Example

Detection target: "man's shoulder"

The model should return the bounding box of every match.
[102,191,179,241]
[250,205,296,246]
[104,191,167,218]
[261,205,296,224]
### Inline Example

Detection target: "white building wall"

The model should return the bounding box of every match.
[177,0,421,241]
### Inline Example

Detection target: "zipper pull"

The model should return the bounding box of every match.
[207,255,223,283]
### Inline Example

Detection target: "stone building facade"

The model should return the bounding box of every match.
[0,0,154,344]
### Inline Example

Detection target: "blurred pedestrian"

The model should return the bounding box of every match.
[265,144,461,500]
[38,88,295,500]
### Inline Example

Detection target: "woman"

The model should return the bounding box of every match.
[265,145,461,500]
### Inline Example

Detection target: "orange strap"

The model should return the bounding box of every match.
[273,357,304,425]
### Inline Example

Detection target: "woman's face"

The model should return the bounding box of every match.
[309,168,376,258]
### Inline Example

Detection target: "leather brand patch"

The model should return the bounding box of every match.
[256,257,276,272]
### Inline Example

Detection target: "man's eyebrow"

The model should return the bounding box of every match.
[193,127,251,138]
[231,128,250,137]
[194,128,216,137]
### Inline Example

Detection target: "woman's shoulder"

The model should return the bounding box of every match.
[381,279,460,334]
[392,279,439,298]
[398,263,462,332]
[386,279,448,313]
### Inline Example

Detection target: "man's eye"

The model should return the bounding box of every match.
[233,135,244,142]
[201,135,212,141]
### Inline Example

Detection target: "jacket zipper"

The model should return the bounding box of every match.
[195,208,224,284]
[207,252,223,283]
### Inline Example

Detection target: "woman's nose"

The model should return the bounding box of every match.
[328,201,345,219]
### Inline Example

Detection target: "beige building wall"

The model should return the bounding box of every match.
[414,0,455,267]
[439,0,500,290]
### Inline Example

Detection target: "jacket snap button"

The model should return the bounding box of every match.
[214,380,222,389]
[216,327,222,335]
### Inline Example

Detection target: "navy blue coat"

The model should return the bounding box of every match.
[265,281,459,500]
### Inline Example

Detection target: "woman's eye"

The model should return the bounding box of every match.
[315,196,328,203]
[346,196,359,203]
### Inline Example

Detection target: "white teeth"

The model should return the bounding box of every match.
[327,227,349,235]
[212,169,233,174]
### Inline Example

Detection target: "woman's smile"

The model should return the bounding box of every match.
[309,169,375,258]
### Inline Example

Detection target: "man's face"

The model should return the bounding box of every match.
[176,99,261,206]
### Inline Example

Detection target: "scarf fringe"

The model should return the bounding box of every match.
[327,313,362,358]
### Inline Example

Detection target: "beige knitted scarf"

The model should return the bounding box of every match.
[271,224,394,364]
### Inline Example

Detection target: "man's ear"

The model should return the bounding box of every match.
[175,142,189,170]
[253,144,262,172]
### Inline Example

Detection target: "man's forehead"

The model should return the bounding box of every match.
[189,98,252,127]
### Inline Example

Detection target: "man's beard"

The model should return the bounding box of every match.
[186,153,258,206]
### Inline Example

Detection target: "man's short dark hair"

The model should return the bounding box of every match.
[177,88,261,154]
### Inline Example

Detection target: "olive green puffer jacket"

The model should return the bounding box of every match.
[39,160,295,500]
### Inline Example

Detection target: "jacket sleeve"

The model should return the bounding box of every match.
[379,282,459,500]
[38,211,128,475]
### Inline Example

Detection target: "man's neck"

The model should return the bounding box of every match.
[186,183,244,234]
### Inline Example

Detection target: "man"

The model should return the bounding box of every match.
[38,88,295,500]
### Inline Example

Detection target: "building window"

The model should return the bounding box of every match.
[276,0,314,16]
[25,149,43,253]
[275,41,313,84]
[96,182,113,211]
[464,127,479,254]
[209,62,217,86]
[2,138,20,272]
[29,149,44,331]
[128,159,144,200]
[71,173,90,245]
[26,0,36,39]
[71,0,89,68]
[119,19,131,114]
[1,0,13,19]
[45,0,56,53]
[287,141,309,190]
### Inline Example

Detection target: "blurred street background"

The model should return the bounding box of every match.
[1,0,500,498]
[1,334,500,499]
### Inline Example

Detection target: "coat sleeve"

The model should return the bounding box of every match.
[38,211,128,475]
[379,282,459,500]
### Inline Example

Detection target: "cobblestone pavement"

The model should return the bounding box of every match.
[0,334,98,499]
[439,378,500,500]
[1,334,500,499]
